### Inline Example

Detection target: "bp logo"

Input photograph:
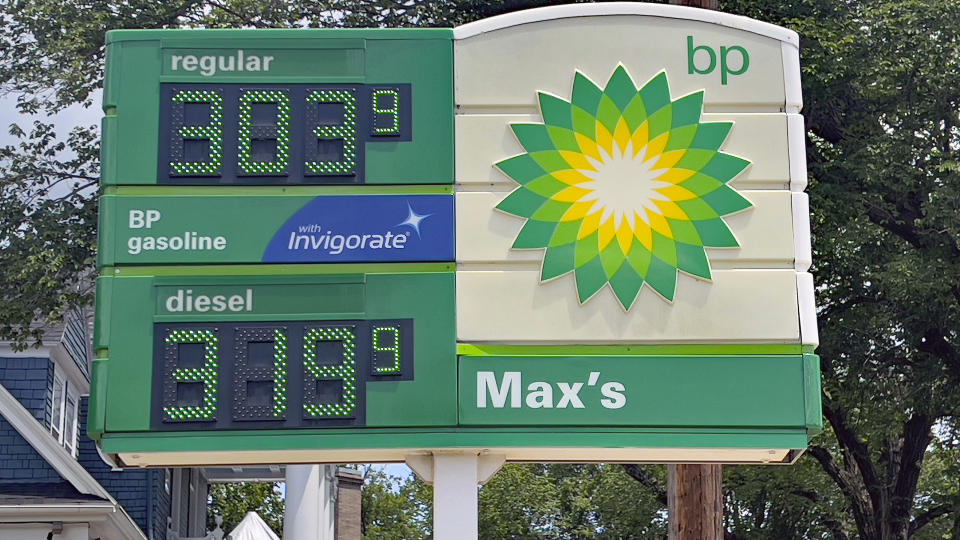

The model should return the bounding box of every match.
[495,65,752,309]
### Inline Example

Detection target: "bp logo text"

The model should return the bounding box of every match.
[686,36,750,85]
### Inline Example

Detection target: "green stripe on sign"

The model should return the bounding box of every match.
[457,344,806,356]
[104,185,453,196]
[105,263,455,277]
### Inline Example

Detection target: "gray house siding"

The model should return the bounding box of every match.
[0,358,61,484]
[78,397,170,539]
[0,357,53,426]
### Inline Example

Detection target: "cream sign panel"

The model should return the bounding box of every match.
[454,4,816,345]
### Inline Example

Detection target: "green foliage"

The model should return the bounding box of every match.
[207,481,284,535]
[724,459,853,540]
[0,119,99,349]
[361,468,432,539]
[362,464,667,539]
[720,0,960,537]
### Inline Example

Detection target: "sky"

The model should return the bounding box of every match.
[0,92,103,147]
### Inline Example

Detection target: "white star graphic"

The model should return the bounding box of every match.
[396,203,432,237]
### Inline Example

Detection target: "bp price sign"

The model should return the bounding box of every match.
[94,273,456,437]
[100,29,452,185]
[92,5,820,468]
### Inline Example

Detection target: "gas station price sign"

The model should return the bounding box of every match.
[92,10,820,468]
[159,83,412,184]
[91,271,458,441]
[100,29,453,186]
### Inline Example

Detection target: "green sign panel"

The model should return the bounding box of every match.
[91,269,457,437]
[154,283,363,317]
[101,29,453,186]
[459,355,820,428]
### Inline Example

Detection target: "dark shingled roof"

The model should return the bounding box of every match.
[0,481,107,505]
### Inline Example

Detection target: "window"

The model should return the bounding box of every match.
[50,372,65,441]
[50,366,80,457]
[63,392,78,455]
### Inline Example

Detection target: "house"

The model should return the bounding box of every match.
[0,309,208,539]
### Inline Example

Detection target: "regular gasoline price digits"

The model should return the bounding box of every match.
[158,83,412,184]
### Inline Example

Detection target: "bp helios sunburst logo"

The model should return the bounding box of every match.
[495,65,753,309]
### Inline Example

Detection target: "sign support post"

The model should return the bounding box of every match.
[668,463,723,539]
[667,0,723,540]
[664,3,723,537]
[405,452,505,538]
[283,464,335,540]
[433,453,480,540]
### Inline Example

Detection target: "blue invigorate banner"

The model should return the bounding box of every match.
[99,193,454,266]
[263,194,454,262]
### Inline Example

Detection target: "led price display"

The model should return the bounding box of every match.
[158,84,412,185]
[154,319,413,430]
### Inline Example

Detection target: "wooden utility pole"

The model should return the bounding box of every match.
[668,464,723,539]
[664,0,723,530]
[669,0,719,8]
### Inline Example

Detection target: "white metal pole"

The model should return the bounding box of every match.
[432,453,480,540]
[319,465,336,540]
[284,464,323,540]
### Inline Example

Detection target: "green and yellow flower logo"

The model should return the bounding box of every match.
[495,65,752,309]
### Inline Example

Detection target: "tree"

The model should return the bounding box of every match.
[723,458,853,539]
[722,0,960,537]
[363,463,667,539]
[361,468,432,539]
[207,481,285,535]
[0,0,197,349]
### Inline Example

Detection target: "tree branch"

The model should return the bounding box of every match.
[790,491,853,540]
[909,502,957,537]
[620,464,667,506]
[821,396,884,513]
[917,327,960,380]
[890,413,935,536]
[862,197,960,277]
[206,0,271,27]
[808,444,873,539]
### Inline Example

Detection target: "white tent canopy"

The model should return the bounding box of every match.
[228,512,280,540]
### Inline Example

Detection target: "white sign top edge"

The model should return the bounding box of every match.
[452,2,800,48]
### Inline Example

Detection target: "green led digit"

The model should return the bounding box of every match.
[232,327,288,421]
[372,326,401,374]
[170,90,223,175]
[302,326,357,418]
[163,329,219,422]
[371,89,401,136]
[272,329,288,417]
[306,90,357,175]
[238,90,291,175]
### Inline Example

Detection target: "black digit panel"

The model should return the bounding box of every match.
[158,83,412,185]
